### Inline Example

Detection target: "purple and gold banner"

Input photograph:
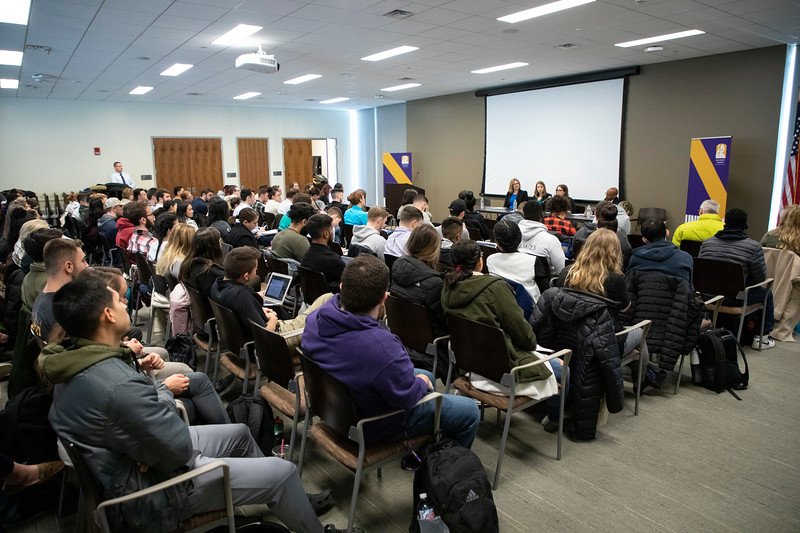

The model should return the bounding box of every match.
[685,136,732,221]
[383,152,412,185]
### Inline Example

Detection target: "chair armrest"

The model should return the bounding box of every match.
[505,348,572,386]
[744,277,774,293]
[352,392,442,438]
[614,319,651,338]
[426,335,449,356]
[702,294,724,306]
[97,460,231,519]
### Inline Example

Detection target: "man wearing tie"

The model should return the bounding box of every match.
[108,161,135,187]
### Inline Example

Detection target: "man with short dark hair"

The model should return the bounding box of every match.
[519,202,565,274]
[253,187,269,215]
[302,256,480,448]
[108,161,134,187]
[30,238,88,343]
[20,228,63,312]
[265,186,282,214]
[439,216,464,266]
[385,206,422,257]
[436,199,470,242]
[40,275,342,533]
[271,202,315,261]
[154,189,171,208]
[233,189,255,217]
[412,194,432,225]
[326,186,345,212]
[173,185,185,198]
[211,247,275,331]
[191,188,213,216]
[126,201,157,260]
[350,207,388,260]
[301,214,345,293]
[628,219,693,285]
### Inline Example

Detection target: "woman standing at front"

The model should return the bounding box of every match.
[503,178,529,209]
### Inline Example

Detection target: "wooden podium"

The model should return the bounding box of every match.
[385,183,424,218]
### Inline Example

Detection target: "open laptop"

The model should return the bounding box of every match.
[262,272,293,307]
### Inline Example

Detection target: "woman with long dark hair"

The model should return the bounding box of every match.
[179,226,225,299]
[207,197,231,237]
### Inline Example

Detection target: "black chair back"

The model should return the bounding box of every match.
[59,437,103,532]
[299,352,358,437]
[384,254,398,270]
[329,242,343,256]
[637,207,667,222]
[467,226,481,241]
[260,211,275,228]
[151,273,169,297]
[680,240,703,257]
[298,266,330,304]
[533,255,551,293]
[627,234,646,249]
[209,300,250,353]
[165,273,179,292]
[116,246,132,276]
[347,244,375,258]
[265,252,290,275]
[342,224,354,247]
[134,253,154,285]
[248,320,295,388]
[693,258,745,299]
[185,285,213,336]
[257,253,270,280]
[570,238,584,260]
[446,314,511,384]
[385,295,435,354]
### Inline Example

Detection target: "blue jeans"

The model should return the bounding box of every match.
[382,370,480,448]
[545,359,567,421]
[745,287,774,334]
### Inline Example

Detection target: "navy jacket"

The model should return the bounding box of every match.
[628,240,694,288]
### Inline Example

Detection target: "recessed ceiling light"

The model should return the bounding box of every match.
[0,50,23,66]
[498,0,595,24]
[362,46,419,62]
[471,62,529,74]
[645,45,664,52]
[0,79,19,89]
[233,91,260,100]
[0,0,30,25]
[160,63,193,76]
[283,74,322,85]
[615,29,704,48]
[381,82,421,92]
[212,24,262,47]
[129,86,153,95]
[320,97,350,104]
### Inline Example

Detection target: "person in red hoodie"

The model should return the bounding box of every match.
[115,201,138,250]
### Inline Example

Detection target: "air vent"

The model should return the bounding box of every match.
[25,44,52,54]
[384,9,414,19]
[305,98,316,102]
[187,92,201,96]
[555,43,579,49]
[398,76,415,81]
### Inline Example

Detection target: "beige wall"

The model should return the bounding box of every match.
[407,46,786,236]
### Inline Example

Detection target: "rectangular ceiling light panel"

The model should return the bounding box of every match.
[498,0,595,24]
[129,86,153,95]
[362,45,419,61]
[381,83,421,92]
[471,62,529,74]
[320,97,349,104]
[0,50,23,66]
[160,63,194,76]
[284,74,322,85]
[233,91,260,100]
[0,79,19,89]
[212,24,262,46]
[615,29,705,48]
[0,0,31,25]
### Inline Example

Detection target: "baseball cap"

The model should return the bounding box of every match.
[449,199,467,216]
[105,197,121,209]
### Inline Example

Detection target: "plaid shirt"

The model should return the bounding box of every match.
[252,199,268,215]
[127,229,158,256]
[543,216,576,237]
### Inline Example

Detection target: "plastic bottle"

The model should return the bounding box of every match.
[479,196,485,209]
[273,416,284,443]
[512,199,517,211]
[417,493,435,521]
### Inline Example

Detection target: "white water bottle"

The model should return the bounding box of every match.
[480,196,485,209]
[512,199,517,211]
[418,493,435,521]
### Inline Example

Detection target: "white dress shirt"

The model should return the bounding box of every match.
[108,172,135,187]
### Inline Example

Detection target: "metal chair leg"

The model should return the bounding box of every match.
[674,353,686,395]
[493,404,514,490]
[634,344,648,416]
[348,460,365,531]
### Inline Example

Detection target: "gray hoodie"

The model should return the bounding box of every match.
[350,225,386,260]
[518,220,566,274]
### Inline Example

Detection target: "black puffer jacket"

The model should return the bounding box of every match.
[699,229,766,285]
[532,288,624,440]
[390,256,446,337]
[621,270,702,371]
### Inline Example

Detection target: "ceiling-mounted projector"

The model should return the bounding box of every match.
[235,44,279,74]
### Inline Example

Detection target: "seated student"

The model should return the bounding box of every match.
[325,205,343,244]
[672,199,724,247]
[574,201,631,267]
[176,201,198,230]
[459,190,491,240]
[438,217,464,267]
[224,207,260,249]
[271,202,316,262]
[761,204,800,254]
[390,224,447,337]
[412,194,433,225]
[278,193,313,231]
[486,219,540,303]
[21,228,63,313]
[385,206,423,257]
[628,218,693,286]
[502,200,525,225]
[207,197,231,237]
[350,206,388,260]
[302,255,480,448]
[150,211,177,262]
[343,190,368,226]
[179,227,225,299]
[300,213,345,293]
[39,275,344,533]
[395,188,419,221]
[543,195,576,237]
[518,202,566,275]
[440,240,560,416]
[278,187,298,215]
[435,199,471,242]
[264,185,283,214]
[326,184,345,212]
[700,208,775,349]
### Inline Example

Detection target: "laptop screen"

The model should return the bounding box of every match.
[265,274,291,302]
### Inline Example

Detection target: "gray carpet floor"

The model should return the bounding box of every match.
[2,327,799,532]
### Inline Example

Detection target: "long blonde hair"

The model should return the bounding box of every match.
[156,223,196,275]
[565,229,622,296]
[777,204,800,254]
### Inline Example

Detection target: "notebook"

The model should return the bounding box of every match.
[262,272,293,307]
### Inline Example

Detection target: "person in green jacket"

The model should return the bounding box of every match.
[440,240,562,413]
[672,199,725,247]
[20,228,63,312]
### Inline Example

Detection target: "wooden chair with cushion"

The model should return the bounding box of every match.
[385,295,449,378]
[693,257,774,349]
[185,285,220,379]
[59,437,234,533]
[297,351,442,532]
[297,266,330,306]
[248,320,306,463]
[444,314,572,489]
[209,300,257,396]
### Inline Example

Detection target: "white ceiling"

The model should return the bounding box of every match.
[0,0,798,110]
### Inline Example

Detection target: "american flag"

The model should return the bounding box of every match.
[782,102,800,217]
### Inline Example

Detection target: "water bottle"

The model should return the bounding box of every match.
[479,196,485,209]
[512,199,517,211]
[273,416,284,443]
[417,493,435,521]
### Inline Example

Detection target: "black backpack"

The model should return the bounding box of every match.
[164,334,197,370]
[410,439,498,533]
[696,328,749,397]
[226,395,275,456]
[0,385,58,464]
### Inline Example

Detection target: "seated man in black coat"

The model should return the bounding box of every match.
[210,246,275,332]
[300,213,345,294]
[223,207,260,249]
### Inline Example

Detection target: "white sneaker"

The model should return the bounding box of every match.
[752,335,775,350]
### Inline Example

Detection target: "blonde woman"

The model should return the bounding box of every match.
[503,178,528,208]
[761,204,800,254]
[156,223,196,279]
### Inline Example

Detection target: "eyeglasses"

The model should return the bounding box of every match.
[556,188,564,192]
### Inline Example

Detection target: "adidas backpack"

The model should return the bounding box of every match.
[410,439,499,533]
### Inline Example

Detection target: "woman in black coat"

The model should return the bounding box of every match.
[503,178,529,208]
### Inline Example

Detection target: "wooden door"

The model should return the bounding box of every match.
[152,138,223,195]
[282,139,313,191]
[238,138,270,191]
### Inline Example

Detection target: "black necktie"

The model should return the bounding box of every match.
[120,173,126,186]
